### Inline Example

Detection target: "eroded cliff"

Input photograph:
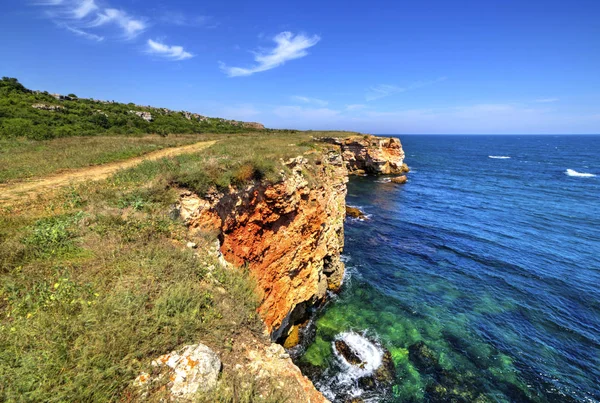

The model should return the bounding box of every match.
[179,151,348,343]
[174,134,405,401]
[320,135,406,175]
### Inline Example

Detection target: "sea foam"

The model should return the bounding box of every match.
[565,169,596,178]
[489,156,511,159]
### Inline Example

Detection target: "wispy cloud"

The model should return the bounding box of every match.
[366,77,447,101]
[72,0,97,19]
[220,32,321,77]
[291,95,328,107]
[64,25,103,41]
[88,8,147,39]
[146,39,193,61]
[34,0,147,40]
[535,97,559,103]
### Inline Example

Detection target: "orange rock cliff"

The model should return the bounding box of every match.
[178,135,406,343]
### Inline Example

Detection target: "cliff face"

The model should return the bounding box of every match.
[320,135,405,175]
[176,136,404,401]
[179,136,404,342]
[180,152,348,342]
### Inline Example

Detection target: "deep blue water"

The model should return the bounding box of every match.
[300,135,600,402]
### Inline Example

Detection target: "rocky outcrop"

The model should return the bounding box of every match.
[134,343,221,401]
[32,103,64,111]
[179,152,348,342]
[129,110,153,122]
[240,121,266,130]
[391,175,408,184]
[346,206,366,219]
[319,135,406,175]
[242,342,329,402]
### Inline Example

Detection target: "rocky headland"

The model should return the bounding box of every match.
[172,134,407,400]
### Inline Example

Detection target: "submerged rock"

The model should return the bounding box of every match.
[408,341,438,373]
[390,175,408,184]
[346,206,366,219]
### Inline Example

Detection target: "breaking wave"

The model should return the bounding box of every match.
[489,156,511,159]
[565,169,596,178]
[317,331,384,400]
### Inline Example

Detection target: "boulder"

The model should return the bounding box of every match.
[134,343,221,400]
[391,175,408,184]
[346,206,366,219]
[334,339,365,367]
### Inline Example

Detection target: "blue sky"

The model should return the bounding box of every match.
[1,0,599,134]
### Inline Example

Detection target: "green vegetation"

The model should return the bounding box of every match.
[0,76,360,401]
[0,166,264,401]
[0,77,261,140]
[0,134,214,183]
[0,128,358,402]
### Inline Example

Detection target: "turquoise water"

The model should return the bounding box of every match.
[299,135,600,402]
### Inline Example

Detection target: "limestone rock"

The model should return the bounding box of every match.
[32,103,64,111]
[183,153,348,341]
[243,342,330,403]
[335,339,365,366]
[391,175,408,184]
[346,206,366,219]
[319,135,405,175]
[135,343,221,400]
[401,163,410,173]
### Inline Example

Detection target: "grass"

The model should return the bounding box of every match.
[0,130,359,402]
[0,134,217,184]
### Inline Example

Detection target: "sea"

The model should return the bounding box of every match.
[297,135,600,402]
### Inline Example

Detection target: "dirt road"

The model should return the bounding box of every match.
[0,140,216,205]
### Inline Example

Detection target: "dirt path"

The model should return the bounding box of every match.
[0,140,216,205]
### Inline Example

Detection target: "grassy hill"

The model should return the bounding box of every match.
[0,77,265,140]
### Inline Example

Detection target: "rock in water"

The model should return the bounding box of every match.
[408,341,439,373]
[401,163,410,173]
[346,206,366,219]
[335,339,366,367]
[391,175,408,184]
[373,350,396,385]
[135,343,221,400]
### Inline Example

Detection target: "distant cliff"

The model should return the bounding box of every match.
[319,135,406,175]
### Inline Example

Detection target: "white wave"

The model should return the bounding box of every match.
[317,331,385,401]
[565,169,596,178]
[489,156,511,159]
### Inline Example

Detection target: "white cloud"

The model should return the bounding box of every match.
[221,32,321,77]
[72,0,97,19]
[291,96,328,107]
[146,39,193,61]
[65,25,104,41]
[35,0,147,40]
[535,97,559,103]
[366,77,447,101]
[89,8,147,39]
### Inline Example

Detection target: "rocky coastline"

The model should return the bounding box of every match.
[167,135,407,400]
